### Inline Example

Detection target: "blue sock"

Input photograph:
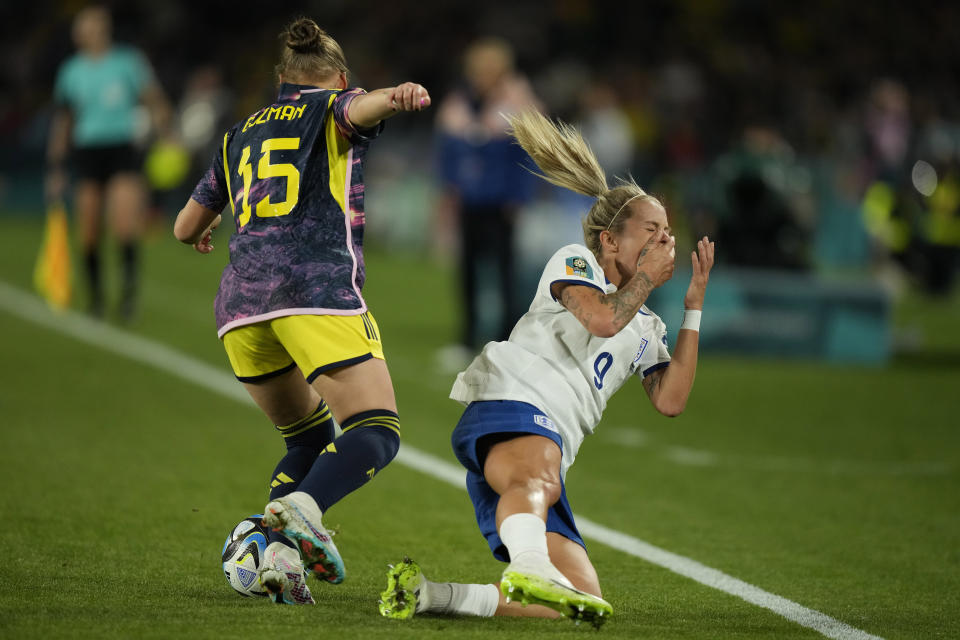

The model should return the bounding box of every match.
[266,401,336,546]
[296,409,400,513]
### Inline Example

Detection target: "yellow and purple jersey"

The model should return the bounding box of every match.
[190,83,383,337]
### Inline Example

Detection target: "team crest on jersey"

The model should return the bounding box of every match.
[633,338,649,364]
[565,256,593,279]
[533,414,558,433]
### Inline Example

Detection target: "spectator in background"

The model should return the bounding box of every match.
[175,65,234,177]
[577,80,634,182]
[713,124,810,270]
[144,65,233,214]
[46,5,170,321]
[435,37,541,367]
[864,79,912,184]
[858,80,960,293]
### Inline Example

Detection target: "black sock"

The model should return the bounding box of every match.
[296,410,400,512]
[84,249,102,316]
[267,401,336,546]
[119,242,138,319]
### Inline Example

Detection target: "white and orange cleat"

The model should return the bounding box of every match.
[262,492,345,584]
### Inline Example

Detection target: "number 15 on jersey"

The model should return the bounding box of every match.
[236,137,301,228]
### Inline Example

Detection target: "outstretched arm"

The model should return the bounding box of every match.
[347,82,431,129]
[643,236,715,416]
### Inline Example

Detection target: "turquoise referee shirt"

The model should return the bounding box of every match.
[53,45,154,147]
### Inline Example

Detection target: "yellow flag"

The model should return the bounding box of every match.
[33,201,72,310]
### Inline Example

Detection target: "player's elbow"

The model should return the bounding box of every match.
[173,211,197,244]
[657,404,685,418]
[654,396,687,418]
[587,317,621,339]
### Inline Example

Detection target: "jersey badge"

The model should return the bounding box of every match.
[533,414,558,433]
[633,338,649,364]
[565,256,593,279]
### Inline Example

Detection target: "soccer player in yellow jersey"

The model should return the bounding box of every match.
[174,18,430,605]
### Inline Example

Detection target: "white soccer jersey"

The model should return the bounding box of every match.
[450,243,671,477]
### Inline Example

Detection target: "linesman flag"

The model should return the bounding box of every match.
[33,201,72,310]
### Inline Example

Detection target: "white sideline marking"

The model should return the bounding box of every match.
[602,427,951,476]
[574,517,882,640]
[0,282,882,640]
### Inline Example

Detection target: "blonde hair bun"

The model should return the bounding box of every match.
[275,17,348,84]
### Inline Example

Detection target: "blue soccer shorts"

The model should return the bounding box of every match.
[451,399,585,562]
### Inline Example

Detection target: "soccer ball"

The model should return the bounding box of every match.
[221,515,270,597]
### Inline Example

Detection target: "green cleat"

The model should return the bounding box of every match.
[500,570,613,629]
[378,557,424,620]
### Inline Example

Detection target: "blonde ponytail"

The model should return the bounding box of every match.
[506,110,608,198]
[506,110,660,257]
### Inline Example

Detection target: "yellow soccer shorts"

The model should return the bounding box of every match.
[222,311,385,383]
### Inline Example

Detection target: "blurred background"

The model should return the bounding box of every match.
[2,0,959,365]
[2,6,959,636]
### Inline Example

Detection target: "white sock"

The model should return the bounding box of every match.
[499,513,575,588]
[420,579,498,617]
[499,513,549,563]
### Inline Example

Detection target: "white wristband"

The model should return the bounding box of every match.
[681,309,701,332]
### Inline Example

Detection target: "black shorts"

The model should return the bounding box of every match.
[71,144,141,184]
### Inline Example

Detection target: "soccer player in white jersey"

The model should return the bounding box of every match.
[379,110,714,627]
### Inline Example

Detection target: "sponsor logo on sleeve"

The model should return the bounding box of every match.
[565,256,593,279]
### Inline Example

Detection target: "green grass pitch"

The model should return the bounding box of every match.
[0,215,957,639]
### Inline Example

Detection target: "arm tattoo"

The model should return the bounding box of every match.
[642,368,664,397]
[560,286,594,328]
[558,269,654,334]
[602,270,654,331]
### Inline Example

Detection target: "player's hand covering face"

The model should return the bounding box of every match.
[616,202,675,288]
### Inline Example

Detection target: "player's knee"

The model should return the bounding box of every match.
[368,424,400,468]
[488,453,562,503]
[507,471,561,505]
[276,400,336,451]
[537,475,563,505]
[340,409,401,470]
